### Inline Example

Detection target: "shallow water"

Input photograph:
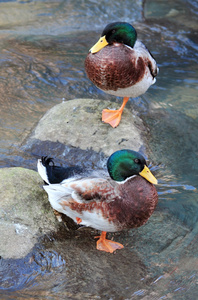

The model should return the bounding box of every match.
[0,0,198,298]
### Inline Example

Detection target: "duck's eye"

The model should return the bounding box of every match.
[112,29,116,34]
[134,158,141,164]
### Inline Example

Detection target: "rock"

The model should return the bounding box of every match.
[28,98,145,157]
[0,167,58,259]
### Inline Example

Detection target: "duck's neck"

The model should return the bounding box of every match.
[116,175,137,184]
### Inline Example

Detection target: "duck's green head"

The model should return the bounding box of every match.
[90,22,137,53]
[107,149,157,184]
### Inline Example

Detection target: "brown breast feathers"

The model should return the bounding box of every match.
[85,44,146,91]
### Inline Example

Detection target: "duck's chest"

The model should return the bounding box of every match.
[85,44,149,94]
[114,177,158,229]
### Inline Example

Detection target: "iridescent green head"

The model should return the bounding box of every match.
[107,149,158,184]
[102,22,137,47]
[90,22,137,53]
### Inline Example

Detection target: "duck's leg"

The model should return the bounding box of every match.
[102,97,129,128]
[95,231,124,253]
[76,217,82,224]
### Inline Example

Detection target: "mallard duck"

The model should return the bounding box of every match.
[85,22,158,128]
[37,150,158,253]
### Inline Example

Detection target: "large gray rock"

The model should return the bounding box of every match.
[29,98,145,156]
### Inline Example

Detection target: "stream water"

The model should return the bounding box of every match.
[0,0,198,299]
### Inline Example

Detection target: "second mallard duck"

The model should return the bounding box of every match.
[85,22,159,128]
[37,149,158,253]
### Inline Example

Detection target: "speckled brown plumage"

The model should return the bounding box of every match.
[85,44,146,91]
[59,176,158,232]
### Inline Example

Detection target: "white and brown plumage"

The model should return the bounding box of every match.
[85,22,158,127]
[37,150,158,253]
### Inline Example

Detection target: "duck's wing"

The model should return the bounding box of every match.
[134,40,159,79]
[43,177,120,216]
[45,177,119,204]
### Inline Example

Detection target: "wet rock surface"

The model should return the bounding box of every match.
[0,235,148,299]
[25,98,145,158]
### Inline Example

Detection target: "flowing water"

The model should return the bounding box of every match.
[0,0,198,299]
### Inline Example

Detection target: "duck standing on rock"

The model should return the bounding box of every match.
[37,149,158,253]
[85,22,159,127]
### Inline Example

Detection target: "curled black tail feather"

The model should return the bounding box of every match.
[40,156,83,184]
[41,156,55,167]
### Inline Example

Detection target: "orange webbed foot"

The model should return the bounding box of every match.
[102,109,122,128]
[102,97,129,128]
[95,231,124,253]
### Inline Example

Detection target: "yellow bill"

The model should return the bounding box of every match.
[89,35,109,53]
[139,165,158,185]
